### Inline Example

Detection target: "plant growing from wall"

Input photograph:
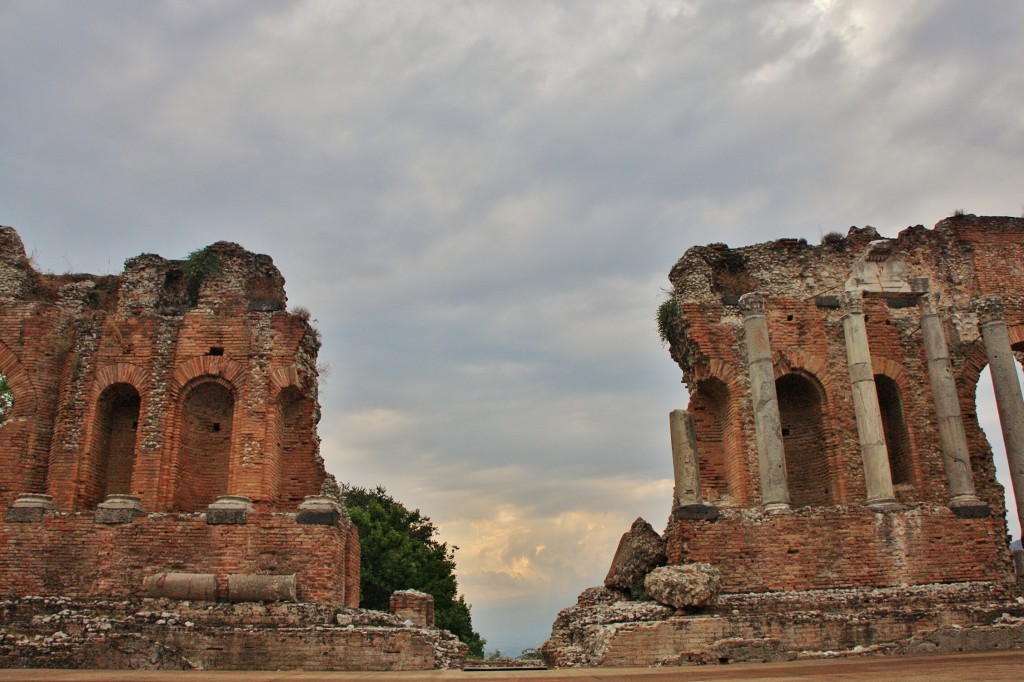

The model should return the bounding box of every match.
[181,247,222,303]
[657,296,679,346]
[820,231,845,247]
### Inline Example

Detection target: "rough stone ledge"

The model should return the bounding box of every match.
[0,597,467,671]
[542,582,1024,668]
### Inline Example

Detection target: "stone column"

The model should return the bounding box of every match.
[919,294,988,516]
[739,292,789,512]
[843,292,899,511]
[976,296,1024,538]
[669,410,701,507]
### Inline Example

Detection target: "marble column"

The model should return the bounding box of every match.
[843,291,899,510]
[669,409,701,508]
[976,296,1024,538]
[739,292,790,512]
[919,293,988,515]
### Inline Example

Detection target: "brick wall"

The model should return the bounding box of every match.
[0,513,358,606]
[666,505,1012,594]
[0,227,354,611]
[662,215,1024,593]
[0,228,327,512]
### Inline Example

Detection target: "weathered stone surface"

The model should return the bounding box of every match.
[296,494,347,526]
[143,573,218,601]
[5,494,57,523]
[542,582,1024,668]
[644,563,721,609]
[541,585,673,668]
[227,574,297,603]
[95,494,144,524]
[0,597,468,671]
[389,589,435,627]
[603,518,666,591]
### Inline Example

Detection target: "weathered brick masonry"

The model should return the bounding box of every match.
[0,227,463,670]
[544,215,1024,667]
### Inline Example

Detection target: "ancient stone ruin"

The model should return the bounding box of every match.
[544,214,1024,667]
[0,227,465,670]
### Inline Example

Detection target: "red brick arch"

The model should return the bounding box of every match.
[90,363,150,401]
[269,365,303,392]
[169,356,247,399]
[773,350,829,382]
[158,356,247,511]
[1008,324,1024,348]
[0,339,38,416]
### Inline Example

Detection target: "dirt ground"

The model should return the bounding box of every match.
[2,650,1022,681]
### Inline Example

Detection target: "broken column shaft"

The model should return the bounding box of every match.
[919,293,987,514]
[842,292,898,511]
[976,296,1024,538]
[739,292,790,512]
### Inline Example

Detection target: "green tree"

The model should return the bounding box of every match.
[0,373,11,424]
[343,485,486,658]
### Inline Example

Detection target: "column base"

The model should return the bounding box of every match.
[5,493,58,523]
[762,502,791,515]
[866,498,903,513]
[948,495,991,518]
[206,495,253,525]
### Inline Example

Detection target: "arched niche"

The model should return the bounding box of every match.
[174,379,234,511]
[874,374,914,487]
[688,377,747,506]
[83,382,141,507]
[776,371,834,507]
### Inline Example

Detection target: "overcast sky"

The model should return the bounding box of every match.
[2,0,1023,656]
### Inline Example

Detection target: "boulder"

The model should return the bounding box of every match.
[644,563,721,609]
[603,518,666,591]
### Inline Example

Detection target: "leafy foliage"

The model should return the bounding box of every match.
[181,247,222,283]
[657,297,679,345]
[343,485,486,658]
[820,231,845,246]
[0,373,11,424]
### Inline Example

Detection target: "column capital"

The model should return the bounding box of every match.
[738,291,768,316]
[843,290,864,315]
[975,296,1006,325]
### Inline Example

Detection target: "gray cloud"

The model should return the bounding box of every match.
[2,0,1023,656]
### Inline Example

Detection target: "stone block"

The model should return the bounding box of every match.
[644,563,721,609]
[296,495,346,526]
[227,574,297,603]
[5,493,57,523]
[95,494,144,525]
[143,572,218,601]
[673,504,720,521]
[389,589,435,627]
[604,518,666,592]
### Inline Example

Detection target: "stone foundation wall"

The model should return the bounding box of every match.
[0,511,359,608]
[543,582,1024,668]
[667,505,1013,594]
[0,597,467,671]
